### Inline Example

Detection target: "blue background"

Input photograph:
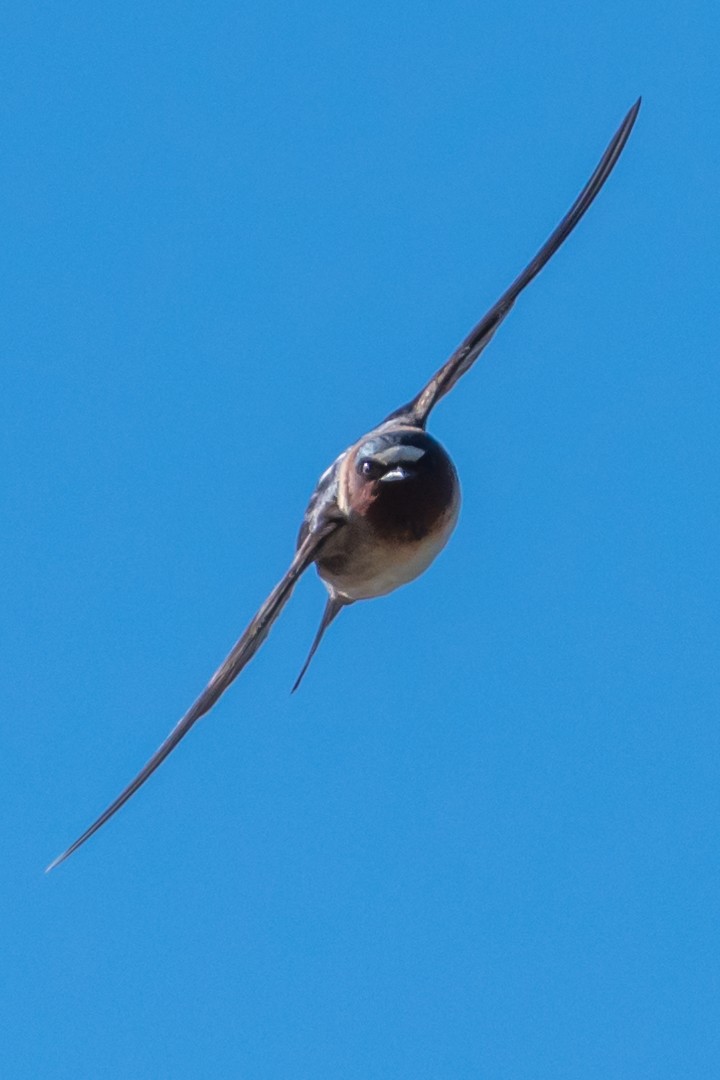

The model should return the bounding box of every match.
[3,2,718,1077]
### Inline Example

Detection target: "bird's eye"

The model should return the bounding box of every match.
[359,458,382,479]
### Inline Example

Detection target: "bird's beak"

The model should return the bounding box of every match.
[379,466,411,482]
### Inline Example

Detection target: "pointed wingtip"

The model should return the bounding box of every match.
[46,836,86,872]
[45,850,69,874]
[623,97,642,133]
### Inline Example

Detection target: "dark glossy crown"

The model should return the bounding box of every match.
[354,428,448,479]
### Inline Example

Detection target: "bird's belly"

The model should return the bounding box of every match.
[316,504,459,601]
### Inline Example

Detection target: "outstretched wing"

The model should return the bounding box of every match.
[47,518,342,871]
[388,98,641,428]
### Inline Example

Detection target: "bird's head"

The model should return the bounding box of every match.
[346,427,460,538]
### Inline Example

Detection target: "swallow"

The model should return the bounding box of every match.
[47,99,640,871]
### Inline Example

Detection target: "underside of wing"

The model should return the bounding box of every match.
[385,98,641,428]
[47,517,342,871]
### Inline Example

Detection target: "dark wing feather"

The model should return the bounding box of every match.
[46,519,341,871]
[388,98,640,428]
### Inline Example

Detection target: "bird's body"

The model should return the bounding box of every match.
[48,99,641,871]
[305,426,460,602]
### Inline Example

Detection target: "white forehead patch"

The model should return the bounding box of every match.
[373,444,426,466]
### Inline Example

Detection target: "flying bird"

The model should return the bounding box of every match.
[47,99,641,871]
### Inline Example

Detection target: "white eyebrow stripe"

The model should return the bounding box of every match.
[374,444,426,466]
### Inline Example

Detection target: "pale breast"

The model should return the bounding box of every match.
[316,497,459,601]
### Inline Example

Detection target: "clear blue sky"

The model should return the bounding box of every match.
[3,2,718,1077]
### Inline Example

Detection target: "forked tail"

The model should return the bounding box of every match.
[291,595,345,693]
